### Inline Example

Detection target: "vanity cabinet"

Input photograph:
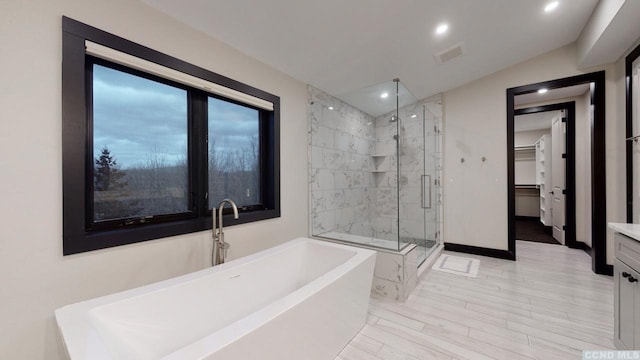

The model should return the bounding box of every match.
[614,232,640,350]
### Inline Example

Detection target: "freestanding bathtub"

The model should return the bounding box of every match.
[55,237,376,360]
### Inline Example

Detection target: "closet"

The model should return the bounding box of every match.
[514,130,552,228]
[514,144,538,217]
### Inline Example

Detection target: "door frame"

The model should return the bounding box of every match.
[626,43,640,221]
[514,102,577,248]
[507,71,611,275]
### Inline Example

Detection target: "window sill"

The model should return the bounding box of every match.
[63,208,280,255]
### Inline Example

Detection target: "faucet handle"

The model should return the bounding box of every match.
[220,242,230,259]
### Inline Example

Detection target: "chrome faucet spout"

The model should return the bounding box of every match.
[219,198,239,221]
[212,199,239,266]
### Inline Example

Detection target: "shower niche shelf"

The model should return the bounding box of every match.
[372,154,392,172]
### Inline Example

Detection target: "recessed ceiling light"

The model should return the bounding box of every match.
[538,88,548,94]
[380,92,389,99]
[435,23,449,35]
[544,1,559,12]
[411,114,417,118]
[328,106,334,110]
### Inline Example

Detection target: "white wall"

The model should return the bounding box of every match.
[442,43,624,264]
[608,43,634,248]
[514,129,550,147]
[577,0,625,66]
[581,90,593,247]
[0,1,308,359]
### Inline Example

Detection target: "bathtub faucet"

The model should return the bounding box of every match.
[212,199,239,266]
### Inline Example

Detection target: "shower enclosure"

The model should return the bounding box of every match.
[308,80,442,267]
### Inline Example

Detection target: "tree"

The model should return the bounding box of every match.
[93,147,140,220]
[94,147,127,191]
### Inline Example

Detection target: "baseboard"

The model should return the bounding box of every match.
[444,243,515,261]
[597,264,613,276]
[515,216,539,221]
[568,241,591,252]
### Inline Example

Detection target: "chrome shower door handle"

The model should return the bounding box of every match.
[422,175,431,209]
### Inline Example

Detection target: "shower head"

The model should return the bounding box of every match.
[390,114,399,122]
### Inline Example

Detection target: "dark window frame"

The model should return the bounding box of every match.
[62,17,280,255]
[87,57,196,231]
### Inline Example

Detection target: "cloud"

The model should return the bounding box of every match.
[93,64,187,167]
[91,65,260,168]
[208,97,259,154]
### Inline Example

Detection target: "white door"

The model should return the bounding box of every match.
[551,112,566,244]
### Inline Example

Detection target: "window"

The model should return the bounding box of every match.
[92,63,189,224]
[208,97,262,209]
[62,17,280,255]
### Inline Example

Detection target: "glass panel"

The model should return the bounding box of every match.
[307,82,443,259]
[395,97,444,266]
[308,85,396,249]
[92,64,189,221]
[373,102,401,249]
[208,97,261,209]
[398,103,425,262]
[426,99,444,262]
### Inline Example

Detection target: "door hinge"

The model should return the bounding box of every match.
[562,189,567,195]
[562,225,567,230]
[561,117,567,123]
[562,153,567,158]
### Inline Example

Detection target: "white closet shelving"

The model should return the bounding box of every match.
[535,135,552,226]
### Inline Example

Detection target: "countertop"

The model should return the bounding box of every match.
[609,222,640,243]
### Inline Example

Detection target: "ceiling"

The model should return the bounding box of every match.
[514,83,589,132]
[514,83,590,106]
[515,111,560,132]
[141,0,599,115]
[337,79,417,117]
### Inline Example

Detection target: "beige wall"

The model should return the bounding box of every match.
[442,43,625,263]
[580,90,594,247]
[514,129,550,147]
[0,1,308,359]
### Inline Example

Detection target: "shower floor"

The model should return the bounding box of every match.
[317,231,409,251]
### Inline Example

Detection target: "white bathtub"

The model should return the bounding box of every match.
[55,237,376,360]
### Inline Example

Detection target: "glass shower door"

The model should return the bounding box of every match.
[398,101,441,266]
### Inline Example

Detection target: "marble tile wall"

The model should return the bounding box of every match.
[308,86,376,238]
[374,96,443,244]
[308,86,443,248]
[372,119,398,241]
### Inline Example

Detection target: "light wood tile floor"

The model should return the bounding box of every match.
[338,241,614,360]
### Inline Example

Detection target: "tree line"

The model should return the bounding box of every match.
[93,139,259,221]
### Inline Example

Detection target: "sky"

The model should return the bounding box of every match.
[93,64,259,169]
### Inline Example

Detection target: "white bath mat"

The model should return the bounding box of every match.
[431,254,480,278]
